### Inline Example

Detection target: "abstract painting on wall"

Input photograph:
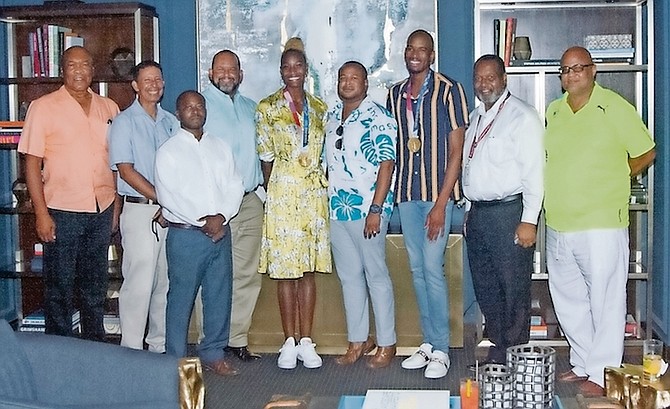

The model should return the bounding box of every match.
[197,0,437,105]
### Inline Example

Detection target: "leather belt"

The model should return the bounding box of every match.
[124,195,158,205]
[167,222,202,231]
[472,193,522,207]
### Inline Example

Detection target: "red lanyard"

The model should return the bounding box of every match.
[468,92,511,159]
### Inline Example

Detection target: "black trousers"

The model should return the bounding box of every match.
[43,205,112,341]
[466,198,533,363]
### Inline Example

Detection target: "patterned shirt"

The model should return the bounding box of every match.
[387,70,469,203]
[325,97,397,221]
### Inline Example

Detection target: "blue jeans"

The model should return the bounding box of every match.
[397,200,453,353]
[165,226,233,364]
[44,206,112,340]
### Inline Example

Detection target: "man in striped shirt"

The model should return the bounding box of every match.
[386,29,469,379]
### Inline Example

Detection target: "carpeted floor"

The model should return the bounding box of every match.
[199,327,640,409]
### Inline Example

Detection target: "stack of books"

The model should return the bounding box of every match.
[584,34,634,63]
[27,24,84,78]
[0,121,22,145]
[530,315,548,338]
[20,309,81,333]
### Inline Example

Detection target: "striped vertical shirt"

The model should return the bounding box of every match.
[387,70,469,203]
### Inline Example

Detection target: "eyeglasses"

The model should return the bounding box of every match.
[558,63,594,75]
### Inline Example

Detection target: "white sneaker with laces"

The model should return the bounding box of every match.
[401,343,433,369]
[424,349,450,379]
[277,337,298,369]
[297,337,323,368]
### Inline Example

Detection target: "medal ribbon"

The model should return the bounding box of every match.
[284,89,310,148]
[468,92,512,159]
[404,73,431,138]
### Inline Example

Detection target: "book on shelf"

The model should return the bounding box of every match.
[26,24,76,77]
[589,47,634,59]
[104,314,121,334]
[530,314,548,338]
[64,32,84,49]
[497,19,506,61]
[510,59,560,67]
[0,131,21,144]
[625,314,638,337]
[0,122,22,144]
[503,17,516,67]
[493,19,500,61]
[592,57,634,65]
[20,309,80,332]
[530,325,548,338]
[492,17,516,67]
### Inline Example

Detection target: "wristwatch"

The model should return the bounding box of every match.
[369,204,383,214]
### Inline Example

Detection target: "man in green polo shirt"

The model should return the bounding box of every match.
[545,46,655,397]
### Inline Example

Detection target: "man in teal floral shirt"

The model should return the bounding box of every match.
[325,61,398,369]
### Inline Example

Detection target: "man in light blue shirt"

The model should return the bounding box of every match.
[202,50,264,361]
[108,61,178,352]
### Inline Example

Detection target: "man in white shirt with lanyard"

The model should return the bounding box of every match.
[462,54,544,364]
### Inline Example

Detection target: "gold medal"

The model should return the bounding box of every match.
[408,136,421,153]
[298,152,311,167]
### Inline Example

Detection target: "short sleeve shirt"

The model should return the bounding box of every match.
[544,82,654,231]
[387,70,469,203]
[325,97,397,221]
[108,99,178,197]
[18,86,119,212]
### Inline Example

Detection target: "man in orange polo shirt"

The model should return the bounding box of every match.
[19,46,119,340]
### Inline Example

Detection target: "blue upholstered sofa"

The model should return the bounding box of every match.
[0,319,180,408]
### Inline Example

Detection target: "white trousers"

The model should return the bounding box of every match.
[546,227,628,387]
[119,202,168,352]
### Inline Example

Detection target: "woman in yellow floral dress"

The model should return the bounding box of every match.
[256,45,331,370]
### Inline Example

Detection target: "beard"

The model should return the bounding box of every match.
[476,89,505,107]
[211,78,238,96]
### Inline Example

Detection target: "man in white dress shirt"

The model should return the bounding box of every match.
[155,90,244,376]
[462,54,544,364]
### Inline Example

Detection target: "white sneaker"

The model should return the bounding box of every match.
[401,343,433,369]
[277,337,298,369]
[424,350,450,379]
[297,337,323,369]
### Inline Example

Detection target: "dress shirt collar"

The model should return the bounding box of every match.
[175,127,209,143]
[129,98,170,122]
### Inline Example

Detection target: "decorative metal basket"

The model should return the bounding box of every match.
[479,363,514,408]
[506,344,556,408]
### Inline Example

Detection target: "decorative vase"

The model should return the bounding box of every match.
[513,36,532,60]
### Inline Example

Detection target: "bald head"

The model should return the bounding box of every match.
[407,29,434,51]
[561,46,593,66]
